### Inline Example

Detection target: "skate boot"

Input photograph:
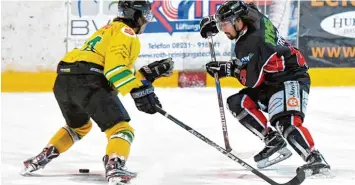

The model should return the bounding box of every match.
[21,145,59,175]
[103,155,137,185]
[254,131,292,169]
[297,150,330,176]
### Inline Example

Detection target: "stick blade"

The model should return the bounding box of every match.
[282,170,305,185]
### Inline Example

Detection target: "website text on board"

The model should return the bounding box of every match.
[311,0,355,6]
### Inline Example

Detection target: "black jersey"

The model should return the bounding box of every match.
[234,8,309,88]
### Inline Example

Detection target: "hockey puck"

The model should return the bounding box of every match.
[79,169,90,173]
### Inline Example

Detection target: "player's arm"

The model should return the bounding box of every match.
[105,36,174,95]
[136,58,174,83]
[104,31,144,96]
[204,55,265,88]
[131,58,174,115]
[259,17,301,73]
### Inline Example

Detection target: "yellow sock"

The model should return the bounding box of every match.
[105,121,134,160]
[48,120,92,153]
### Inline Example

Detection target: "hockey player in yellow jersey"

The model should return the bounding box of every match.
[21,1,174,184]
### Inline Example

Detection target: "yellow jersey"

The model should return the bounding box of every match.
[61,21,144,95]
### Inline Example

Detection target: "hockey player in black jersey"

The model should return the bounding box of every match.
[200,1,330,176]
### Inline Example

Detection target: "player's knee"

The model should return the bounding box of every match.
[227,94,244,117]
[272,115,303,139]
[105,121,135,145]
[227,94,258,120]
[64,120,92,143]
[73,120,92,136]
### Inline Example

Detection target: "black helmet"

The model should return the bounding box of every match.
[117,0,153,30]
[215,1,248,30]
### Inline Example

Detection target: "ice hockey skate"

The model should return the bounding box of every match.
[21,146,59,176]
[297,150,331,177]
[103,155,137,185]
[254,131,292,169]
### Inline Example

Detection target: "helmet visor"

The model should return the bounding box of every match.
[117,1,153,22]
[141,9,153,22]
[117,9,126,18]
[215,14,235,32]
[217,19,234,31]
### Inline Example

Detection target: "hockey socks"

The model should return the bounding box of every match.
[105,121,134,159]
[48,120,92,153]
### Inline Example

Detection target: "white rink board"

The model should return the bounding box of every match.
[2,0,294,71]
[1,1,67,72]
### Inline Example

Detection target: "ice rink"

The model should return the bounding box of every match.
[2,87,355,185]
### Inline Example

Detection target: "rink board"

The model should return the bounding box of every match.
[2,68,355,92]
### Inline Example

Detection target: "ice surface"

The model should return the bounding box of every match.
[2,87,355,185]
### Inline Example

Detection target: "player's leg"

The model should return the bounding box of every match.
[227,88,269,139]
[226,88,291,168]
[22,75,92,175]
[269,81,330,175]
[73,75,136,183]
[102,120,136,184]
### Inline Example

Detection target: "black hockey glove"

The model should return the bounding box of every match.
[206,58,247,78]
[130,85,161,114]
[200,15,219,39]
[139,58,174,83]
[206,60,236,78]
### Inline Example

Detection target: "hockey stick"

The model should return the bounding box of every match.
[156,106,305,185]
[207,33,232,152]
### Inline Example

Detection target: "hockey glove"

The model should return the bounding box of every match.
[233,58,248,75]
[139,58,174,83]
[206,60,237,78]
[200,15,219,39]
[130,85,161,114]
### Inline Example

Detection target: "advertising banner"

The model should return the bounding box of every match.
[68,0,232,70]
[67,0,296,70]
[298,0,355,67]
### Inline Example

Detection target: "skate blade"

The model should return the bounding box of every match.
[108,176,135,185]
[20,166,35,176]
[257,147,292,169]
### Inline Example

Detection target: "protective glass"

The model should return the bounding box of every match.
[117,1,153,22]
[141,9,153,22]
[216,18,234,32]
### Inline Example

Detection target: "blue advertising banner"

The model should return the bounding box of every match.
[298,0,355,67]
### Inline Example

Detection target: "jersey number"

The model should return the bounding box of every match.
[82,36,102,51]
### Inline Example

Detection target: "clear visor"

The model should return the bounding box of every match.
[141,9,153,22]
[117,9,153,22]
[117,9,125,18]
[216,19,233,32]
